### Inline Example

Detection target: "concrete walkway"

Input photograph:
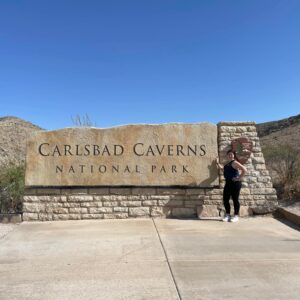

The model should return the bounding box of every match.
[0,217,299,300]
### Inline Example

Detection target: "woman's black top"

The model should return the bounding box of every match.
[224,160,239,181]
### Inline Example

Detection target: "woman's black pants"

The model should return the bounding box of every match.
[223,180,241,215]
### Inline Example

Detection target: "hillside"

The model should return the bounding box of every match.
[256,114,300,149]
[0,116,42,166]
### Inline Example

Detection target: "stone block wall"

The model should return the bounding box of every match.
[23,187,207,221]
[22,122,278,221]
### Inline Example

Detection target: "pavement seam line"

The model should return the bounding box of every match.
[152,218,182,300]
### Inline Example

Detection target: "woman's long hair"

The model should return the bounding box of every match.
[227,149,240,162]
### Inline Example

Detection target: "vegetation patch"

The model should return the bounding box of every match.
[0,163,25,213]
[263,145,300,202]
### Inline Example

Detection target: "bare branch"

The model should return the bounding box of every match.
[71,114,96,127]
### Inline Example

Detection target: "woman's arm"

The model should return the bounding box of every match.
[232,161,247,179]
[215,157,224,171]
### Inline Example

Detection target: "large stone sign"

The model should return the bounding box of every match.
[23,121,278,221]
[25,123,219,187]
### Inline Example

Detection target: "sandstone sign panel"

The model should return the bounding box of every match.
[25,123,219,187]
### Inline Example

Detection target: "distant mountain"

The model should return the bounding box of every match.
[0,116,43,166]
[256,114,300,149]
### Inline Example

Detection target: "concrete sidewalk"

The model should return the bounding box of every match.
[0,217,299,300]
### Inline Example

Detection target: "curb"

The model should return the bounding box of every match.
[276,208,300,226]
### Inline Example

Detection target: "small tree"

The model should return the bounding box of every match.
[71,114,96,127]
[263,145,300,200]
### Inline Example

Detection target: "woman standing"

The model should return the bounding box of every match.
[216,150,247,222]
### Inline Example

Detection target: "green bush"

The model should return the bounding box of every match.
[0,163,25,213]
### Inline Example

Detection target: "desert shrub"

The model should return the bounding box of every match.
[0,163,25,213]
[263,145,300,201]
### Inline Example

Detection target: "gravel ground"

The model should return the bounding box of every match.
[0,224,18,240]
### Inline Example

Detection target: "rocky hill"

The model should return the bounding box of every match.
[256,114,300,149]
[0,116,42,166]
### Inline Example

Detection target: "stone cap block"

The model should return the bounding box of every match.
[218,121,256,126]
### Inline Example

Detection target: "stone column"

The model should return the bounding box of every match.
[198,122,278,218]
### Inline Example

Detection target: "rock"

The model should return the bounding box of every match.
[129,207,150,217]
[252,205,277,215]
[197,205,220,218]
[25,124,218,187]
[239,206,253,216]
[172,208,196,218]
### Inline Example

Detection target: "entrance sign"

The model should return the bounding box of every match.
[23,121,278,222]
[25,123,219,187]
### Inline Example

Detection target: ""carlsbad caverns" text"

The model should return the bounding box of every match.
[38,143,207,157]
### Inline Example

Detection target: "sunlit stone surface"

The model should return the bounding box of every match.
[25,123,219,187]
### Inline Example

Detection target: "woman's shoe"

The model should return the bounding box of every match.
[230,215,239,222]
[222,214,231,222]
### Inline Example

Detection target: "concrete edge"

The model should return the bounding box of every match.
[276,207,300,226]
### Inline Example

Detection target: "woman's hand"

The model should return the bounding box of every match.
[232,161,247,180]
[215,157,223,170]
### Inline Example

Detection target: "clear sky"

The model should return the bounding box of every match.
[1,0,299,130]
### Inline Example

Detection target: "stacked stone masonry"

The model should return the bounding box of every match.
[23,188,206,221]
[23,122,278,221]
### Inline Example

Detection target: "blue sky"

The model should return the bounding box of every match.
[1,0,299,130]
